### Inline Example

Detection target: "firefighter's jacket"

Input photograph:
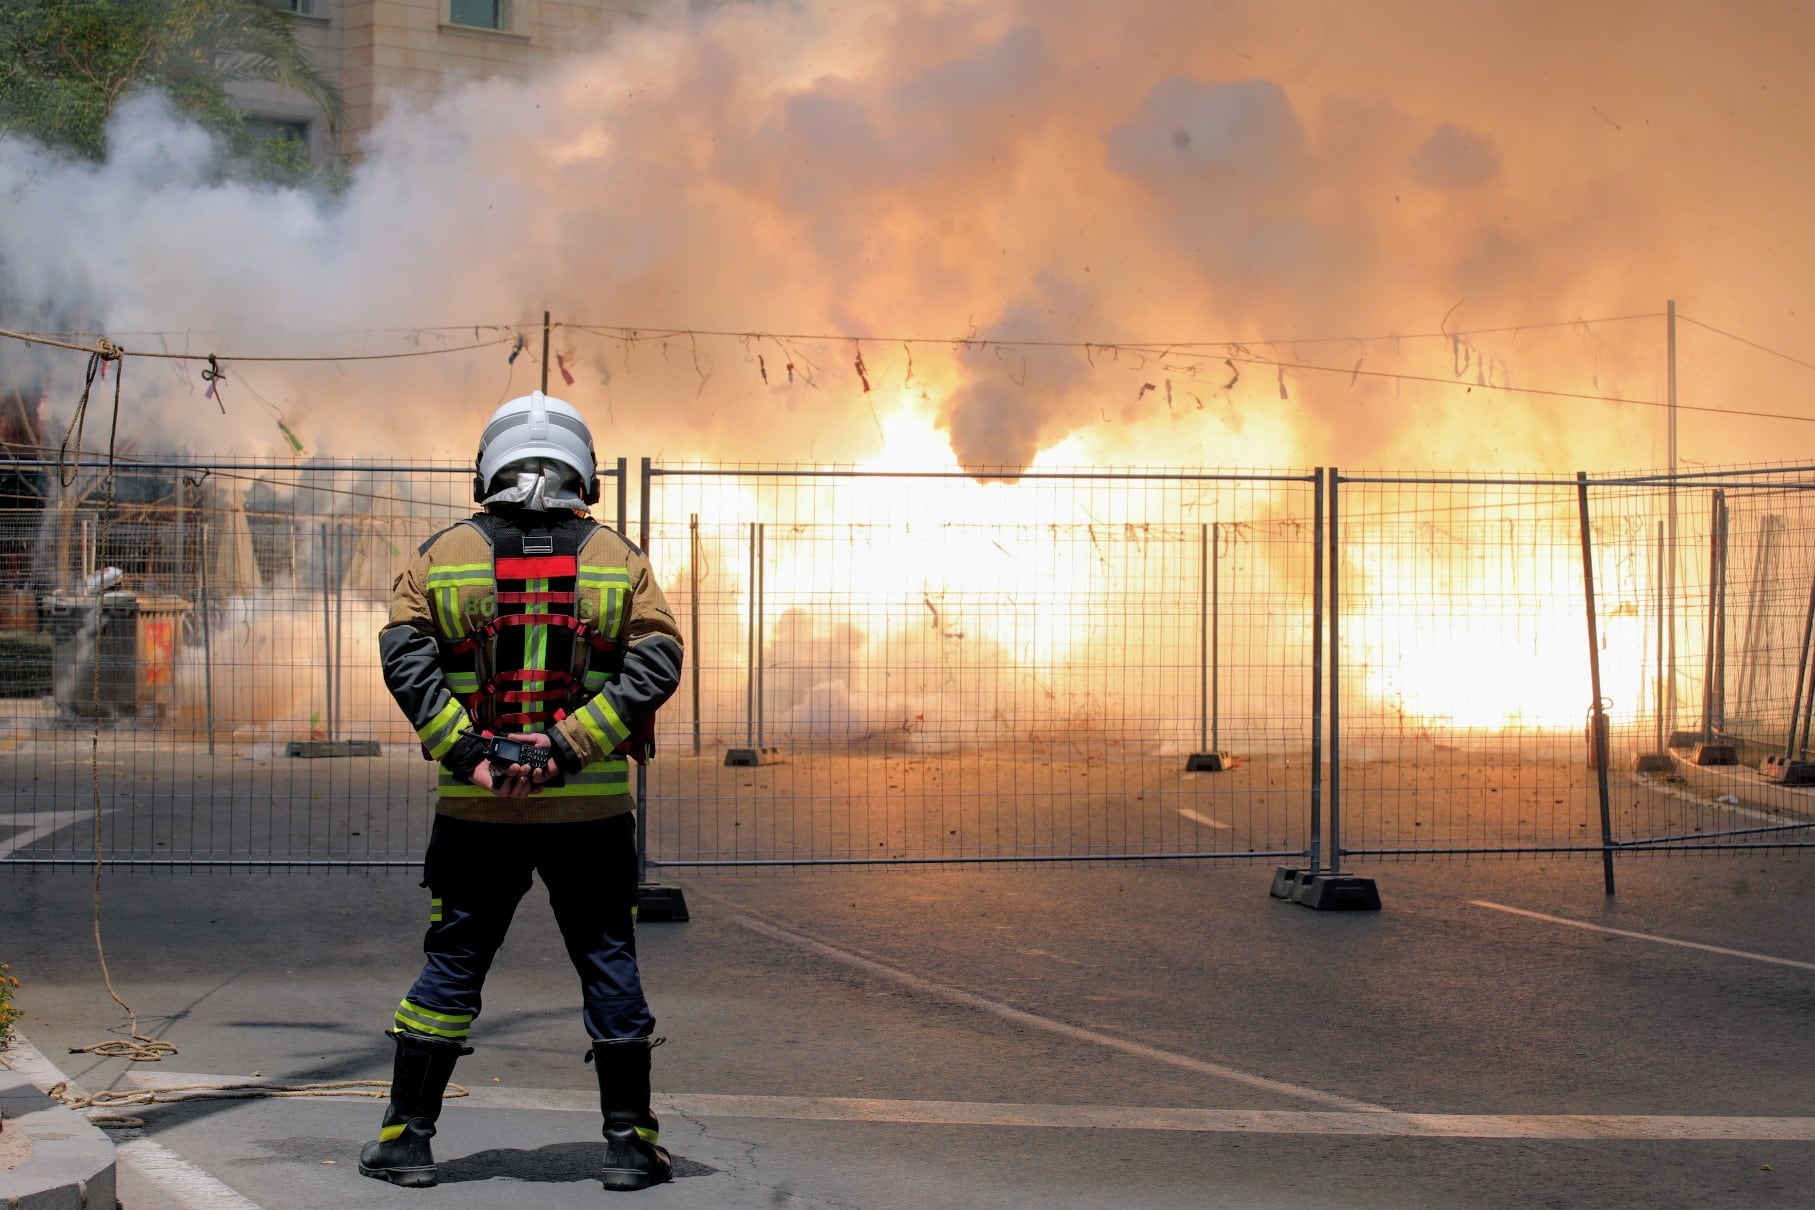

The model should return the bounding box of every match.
[379,509,683,824]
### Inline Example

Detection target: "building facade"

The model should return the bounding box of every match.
[236,1,669,162]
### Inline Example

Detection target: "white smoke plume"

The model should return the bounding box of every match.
[2,0,1812,477]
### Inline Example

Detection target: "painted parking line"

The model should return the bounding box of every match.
[0,811,93,860]
[1177,808,1231,830]
[124,1074,1815,1142]
[732,913,1385,1112]
[1472,901,1815,972]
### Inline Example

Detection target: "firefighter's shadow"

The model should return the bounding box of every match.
[438,1141,715,1185]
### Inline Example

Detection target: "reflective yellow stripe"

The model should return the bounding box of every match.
[578,565,631,585]
[429,897,443,923]
[446,672,480,695]
[428,565,493,640]
[436,761,629,798]
[526,576,550,677]
[577,694,629,751]
[635,1125,659,1146]
[426,565,493,585]
[395,998,472,1040]
[417,698,469,759]
[580,566,630,640]
[380,1123,407,1142]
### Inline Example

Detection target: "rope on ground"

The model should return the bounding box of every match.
[43,1079,471,1129]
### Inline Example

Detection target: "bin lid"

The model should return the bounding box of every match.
[133,596,194,614]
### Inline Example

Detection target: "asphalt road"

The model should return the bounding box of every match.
[3,839,1814,1208]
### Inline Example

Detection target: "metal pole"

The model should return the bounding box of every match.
[616,456,628,533]
[200,518,215,756]
[333,521,344,742]
[1315,469,1329,876]
[1793,569,1815,761]
[690,512,702,756]
[756,522,766,748]
[1211,521,1222,753]
[1665,300,1679,742]
[541,310,550,394]
[1698,486,1727,743]
[321,525,333,742]
[1737,517,1777,719]
[1577,472,1617,896]
[1713,493,1728,737]
[745,522,756,748]
[1654,521,1665,755]
[635,456,650,885]
[1198,523,1208,752]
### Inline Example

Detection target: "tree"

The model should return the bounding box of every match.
[0,0,343,182]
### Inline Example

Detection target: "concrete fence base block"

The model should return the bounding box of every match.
[1268,868,1382,911]
[723,746,786,767]
[0,1066,116,1210]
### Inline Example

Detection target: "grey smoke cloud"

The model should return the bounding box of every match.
[1,0,1810,476]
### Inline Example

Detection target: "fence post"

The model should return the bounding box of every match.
[320,523,334,743]
[1576,472,1617,896]
[746,522,757,749]
[1325,466,1339,877]
[636,456,688,920]
[1188,521,1233,771]
[689,512,701,756]
[200,516,214,755]
[633,455,646,879]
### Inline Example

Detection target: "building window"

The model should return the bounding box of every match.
[262,0,314,13]
[448,0,506,30]
[245,117,310,147]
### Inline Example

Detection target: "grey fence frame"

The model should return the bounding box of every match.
[1325,466,1815,893]
[635,461,1325,870]
[3,455,1813,879]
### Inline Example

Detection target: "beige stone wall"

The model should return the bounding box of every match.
[232,1,669,163]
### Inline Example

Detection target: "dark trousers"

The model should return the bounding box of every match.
[403,812,653,1041]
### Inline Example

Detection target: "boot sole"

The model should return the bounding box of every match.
[602,1166,671,1191]
[359,1161,439,1188]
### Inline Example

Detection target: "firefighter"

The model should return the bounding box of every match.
[358,390,684,1191]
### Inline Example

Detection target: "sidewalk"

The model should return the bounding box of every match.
[0,1036,116,1210]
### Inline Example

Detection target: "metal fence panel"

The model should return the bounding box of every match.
[1328,467,1815,867]
[1579,467,1815,853]
[1329,472,1624,861]
[6,453,1808,875]
[640,466,1322,866]
[0,457,626,868]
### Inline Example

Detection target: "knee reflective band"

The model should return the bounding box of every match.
[587,1038,672,1191]
[394,997,473,1043]
[358,1030,473,1188]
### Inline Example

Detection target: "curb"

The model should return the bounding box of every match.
[0,1040,116,1210]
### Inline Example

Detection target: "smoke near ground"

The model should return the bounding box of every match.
[3,0,1812,476]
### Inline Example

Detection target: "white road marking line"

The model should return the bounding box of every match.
[0,810,94,859]
[114,1137,265,1209]
[122,1074,1815,1141]
[731,914,1385,1112]
[2,1036,265,1210]
[1177,808,1231,830]
[1471,901,1815,972]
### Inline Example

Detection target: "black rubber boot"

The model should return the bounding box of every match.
[358,1030,471,1188]
[588,1037,672,1191]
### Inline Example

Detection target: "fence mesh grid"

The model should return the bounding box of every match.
[0,458,555,866]
[1,455,1809,872]
[643,467,1320,864]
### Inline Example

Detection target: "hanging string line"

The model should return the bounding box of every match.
[0,327,519,362]
[1677,314,1815,376]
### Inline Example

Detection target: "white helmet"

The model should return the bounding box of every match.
[473,390,599,504]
